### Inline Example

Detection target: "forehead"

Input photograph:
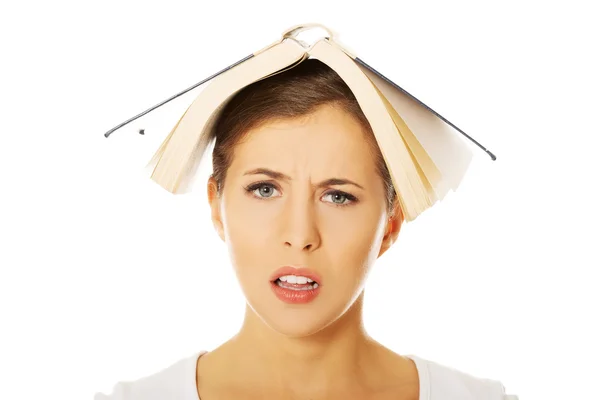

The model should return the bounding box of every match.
[229,105,378,176]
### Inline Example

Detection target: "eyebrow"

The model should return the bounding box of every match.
[243,168,365,190]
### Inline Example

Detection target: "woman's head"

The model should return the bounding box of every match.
[211,59,398,214]
[207,59,403,337]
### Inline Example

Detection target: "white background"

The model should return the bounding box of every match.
[1,1,598,399]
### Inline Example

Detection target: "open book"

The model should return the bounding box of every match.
[104,23,496,222]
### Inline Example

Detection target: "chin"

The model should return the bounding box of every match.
[262,312,333,338]
[250,296,350,338]
[241,280,362,338]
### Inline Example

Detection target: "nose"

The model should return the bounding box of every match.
[281,196,321,252]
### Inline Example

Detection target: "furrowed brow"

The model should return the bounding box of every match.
[243,168,364,190]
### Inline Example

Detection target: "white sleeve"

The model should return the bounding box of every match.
[501,381,519,399]
[94,381,133,400]
[92,355,194,400]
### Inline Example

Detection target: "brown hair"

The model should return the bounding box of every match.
[210,58,397,215]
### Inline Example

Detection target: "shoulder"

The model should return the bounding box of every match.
[407,355,519,400]
[93,351,206,400]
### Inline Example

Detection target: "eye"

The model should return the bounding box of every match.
[246,182,281,198]
[323,191,357,207]
[244,182,358,207]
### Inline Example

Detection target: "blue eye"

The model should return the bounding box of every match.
[244,181,358,207]
[323,191,353,205]
[248,182,280,198]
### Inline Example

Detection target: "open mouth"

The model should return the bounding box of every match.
[270,274,321,304]
[272,276,319,291]
[269,267,322,304]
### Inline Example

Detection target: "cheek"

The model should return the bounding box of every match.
[221,197,272,284]
[321,212,384,259]
[319,213,386,297]
[224,198,274,245]
[327,229,380,294]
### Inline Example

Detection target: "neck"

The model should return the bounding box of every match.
[227,291,377,390]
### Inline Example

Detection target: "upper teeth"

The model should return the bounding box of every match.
[279,275,314,284]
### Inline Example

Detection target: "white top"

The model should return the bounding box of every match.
[94,350,519,400]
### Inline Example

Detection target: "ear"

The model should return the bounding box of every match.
[378,199,403,258]
[207,175,225,242]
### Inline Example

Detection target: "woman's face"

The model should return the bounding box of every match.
[207,104,402,337]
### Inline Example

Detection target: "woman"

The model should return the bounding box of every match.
[95,59,516,399]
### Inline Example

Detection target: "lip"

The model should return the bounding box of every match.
[270,280,321,304]
[269,266,322,284]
